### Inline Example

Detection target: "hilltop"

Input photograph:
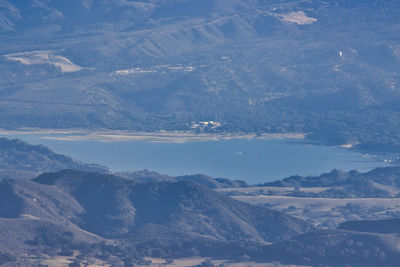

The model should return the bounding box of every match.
[0,0,399,150]
[0,169,313,265]
[2,169,400,265]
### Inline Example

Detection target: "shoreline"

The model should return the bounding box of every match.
[0,128,306,143]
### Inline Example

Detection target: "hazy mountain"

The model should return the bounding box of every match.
[175,174,249,188]
[6,168,400,266]
[31,169,312,242]
[0,0,399,149]
[259,167,400,198]
[0,169,315,264]
[219,167,400,229]
[2,164,400,264]
[263,167,400,188]
[120,171,249,188]
[262,229,400,267]
[0,137,107,179]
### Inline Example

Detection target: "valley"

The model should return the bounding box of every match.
[1,1,400,266]
[0,138,400,266]
[0,0,399,151]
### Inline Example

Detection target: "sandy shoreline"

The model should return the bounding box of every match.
[0,128,306,143]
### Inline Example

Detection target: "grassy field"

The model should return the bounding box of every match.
[232,194,400,228]
[28,255,310,267]
[144,257,309,267]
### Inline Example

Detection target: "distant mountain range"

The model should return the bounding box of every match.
[0,0,400,150]
[0,169,313,265]
[218,167,400,229]
[0,137,107,179]
[260,167,400,198]
[32,169,312,242]
[119,171,249,188]
[2,169,400,266]
[263,229,400,267]
[0,138,400,265]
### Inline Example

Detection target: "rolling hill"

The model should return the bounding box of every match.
[260,167,400,198]
[262,229,400,267]
[0,169,314,265]
[0,0,399,149]
[30,169,313,242]
[5,169,400,265]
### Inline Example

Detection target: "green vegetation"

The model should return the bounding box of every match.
[0,1,399,151]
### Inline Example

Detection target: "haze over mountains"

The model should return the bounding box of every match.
[0,0,400,149]
[0,137,399,265]
[2,167,400,266]
[261,167,400,198]
[0,169,314,265]
[1,1,400,265]
[3,168,400,266]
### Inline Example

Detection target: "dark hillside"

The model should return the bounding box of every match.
[32,170,313,242]
[34,170,137,237]
[128,180,312,242]
[260,167,400,198]
[262,229,400,267]
[339,219,400,234]
[3,169,400,265]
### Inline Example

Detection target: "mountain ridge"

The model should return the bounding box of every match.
[30,169,313,242]
[0,0,399,149]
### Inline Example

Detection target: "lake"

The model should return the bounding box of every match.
[1,132,394,184]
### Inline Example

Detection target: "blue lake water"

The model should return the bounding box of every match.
[2,133,394,184]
